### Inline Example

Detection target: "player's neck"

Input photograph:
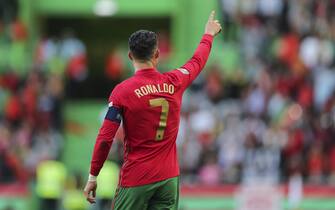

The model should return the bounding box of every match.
[133,60,156,72]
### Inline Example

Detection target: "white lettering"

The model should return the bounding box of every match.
[168,84,174,94]
[134,89,143,98]
[140,86,148,95]
[157,84,163,92]
[163,83,169,92]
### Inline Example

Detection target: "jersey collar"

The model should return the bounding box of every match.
[135,68,158,75]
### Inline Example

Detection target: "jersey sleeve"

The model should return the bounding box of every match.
[165,34,214,90]
[90,87,122,176]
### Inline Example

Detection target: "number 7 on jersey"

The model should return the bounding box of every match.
[149,98,169,141]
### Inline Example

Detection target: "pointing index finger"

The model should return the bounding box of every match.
[208,10,215,21]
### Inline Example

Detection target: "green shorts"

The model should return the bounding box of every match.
[112,176,179,210]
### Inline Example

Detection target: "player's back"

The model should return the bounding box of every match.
[101,34,214,187]
[112,68,183,187]
[86,16,220,208]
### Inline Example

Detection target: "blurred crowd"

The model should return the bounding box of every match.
[0,0,28,75]
[0,69,65,183]
[176,0,335,186]
[0,1,73,184]
[1,0,335,208]
[1,0,335,192]
[35,30,88,82]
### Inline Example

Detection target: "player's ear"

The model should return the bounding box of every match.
[128,51,133,61]
[154,49,159,59]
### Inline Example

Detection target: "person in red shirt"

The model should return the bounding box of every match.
[84,11,222,210]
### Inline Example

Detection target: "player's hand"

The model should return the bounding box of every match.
[205,10,222,36]
[83,180,97,204]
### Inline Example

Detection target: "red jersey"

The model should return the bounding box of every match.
[90,34,213,187]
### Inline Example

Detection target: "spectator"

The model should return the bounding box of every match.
[176,0,335,186]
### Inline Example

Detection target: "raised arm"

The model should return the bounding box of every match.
[181,34,214,85]
[166,11,222,89]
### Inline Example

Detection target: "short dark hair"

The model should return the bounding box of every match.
[128,30,158,61]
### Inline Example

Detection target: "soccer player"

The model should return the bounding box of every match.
[84,11,222,210]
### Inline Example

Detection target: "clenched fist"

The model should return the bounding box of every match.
[205,11,222,36]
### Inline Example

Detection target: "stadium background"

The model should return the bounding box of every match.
[1,0,335,209]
